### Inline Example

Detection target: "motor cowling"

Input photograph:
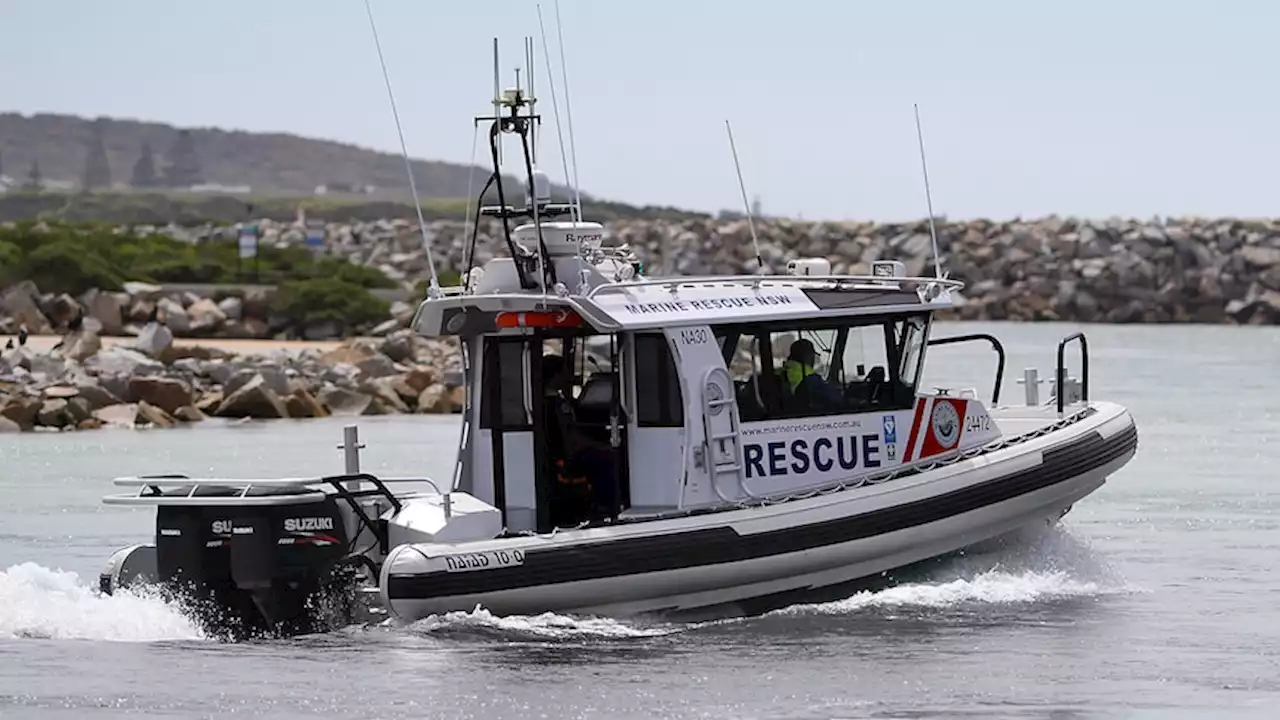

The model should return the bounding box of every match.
[143,486,355,637]
[229,500,351,631]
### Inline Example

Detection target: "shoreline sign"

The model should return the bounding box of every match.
[238,224,259,260]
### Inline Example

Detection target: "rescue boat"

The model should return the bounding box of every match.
[96,50,1138,638]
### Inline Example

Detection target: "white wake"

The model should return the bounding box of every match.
[0,562,206,642]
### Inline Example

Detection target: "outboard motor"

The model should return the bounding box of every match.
[101,484,363,639]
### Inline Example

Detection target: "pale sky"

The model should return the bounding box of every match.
[2,0,1277,222]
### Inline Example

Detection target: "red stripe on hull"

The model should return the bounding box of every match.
[903,397,928,461]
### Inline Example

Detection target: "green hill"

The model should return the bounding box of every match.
[0,112,711,224]
[0,111,574,199]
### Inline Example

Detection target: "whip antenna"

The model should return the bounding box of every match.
[537,2,589,293]
[913,103,944,280]
[725,119,764,270]
[363,0,440,297]
[552,0,584,221]
[536,4,579,224]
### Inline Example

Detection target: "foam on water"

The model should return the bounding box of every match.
[777,568,1109,617]
[0,562,207,643]
[774,524,1140,617]
[404,605,683,641]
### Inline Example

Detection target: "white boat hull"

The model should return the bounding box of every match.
[381,400,1137,622]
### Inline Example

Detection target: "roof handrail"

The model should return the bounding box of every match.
[586,273,965,299]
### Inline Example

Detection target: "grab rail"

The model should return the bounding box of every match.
[587,273,966,299]
[1055,332,1090,413]
[925,333,1007,405]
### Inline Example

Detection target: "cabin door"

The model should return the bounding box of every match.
[479,337,539,533]
[539,334,630,529]
[482,334,630,533]
[664,326,744,506]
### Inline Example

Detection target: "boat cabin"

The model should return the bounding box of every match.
[409,80,990,534]
[411,217,979,533]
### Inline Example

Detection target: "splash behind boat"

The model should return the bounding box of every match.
[97,46,1138,638]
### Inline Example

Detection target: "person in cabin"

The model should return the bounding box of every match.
[541,353,616,525]
[781,338,843,410]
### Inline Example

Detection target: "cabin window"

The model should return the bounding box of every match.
[558,335,618,427]
[838,324,890,386]
[708,313,927,419]
[717,329,776,422]
[895,315,929,390]
[480,338,530,429]
[635,334,684,427]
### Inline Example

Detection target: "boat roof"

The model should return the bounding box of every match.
[413,269,963,337]
[408,71,963,339]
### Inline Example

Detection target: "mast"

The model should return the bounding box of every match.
[464,39,577,294]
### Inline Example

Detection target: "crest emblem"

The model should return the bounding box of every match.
[930,399,960,449]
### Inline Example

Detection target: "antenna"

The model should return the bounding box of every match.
[913,103,944,280]
[363,0,440,297]
[724,119,764,270]
[492,38,502,165]
[552,0,584,221]
[535,4,578,223]
[537,4,588,294]
[525,36,537,164]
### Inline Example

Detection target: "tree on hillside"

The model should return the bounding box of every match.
[131,141,159,188]
[162,129,203,187]
[24,160,42,190]
[81,119,113,190]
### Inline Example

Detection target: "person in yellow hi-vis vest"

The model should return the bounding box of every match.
[781,339,842,410]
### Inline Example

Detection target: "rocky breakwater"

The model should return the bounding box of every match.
[6,214,1280,332]
[137,214,1280,326]
[602,215,1280,325]
[0,323,464,434]
[0,278,422,343]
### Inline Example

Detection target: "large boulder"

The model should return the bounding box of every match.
[35,398,73,428]
[356,353,399,378]
[214,374,290,419]
[85,346,164,377]
[284,387,329,418]
[42,294,82,329]
[61,329,102,362]
[156,297,190,334]
[217,296,243,321]
[92,403,138,428]
[0,394,41,430]
[318,386,374,416]
[415,383,451,413]
[319,340,376,367]
[81,289,124,335]
[127,376,194,415]
[0,281,51,334]
[131,322,174,358]
[222,366,290,397]
[136,400,176,429]
[186,298,227,334]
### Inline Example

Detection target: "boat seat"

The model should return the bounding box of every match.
[736,380,765,421]
[573,374,616,425]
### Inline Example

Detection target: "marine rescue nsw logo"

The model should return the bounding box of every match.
[930,399,961,450]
